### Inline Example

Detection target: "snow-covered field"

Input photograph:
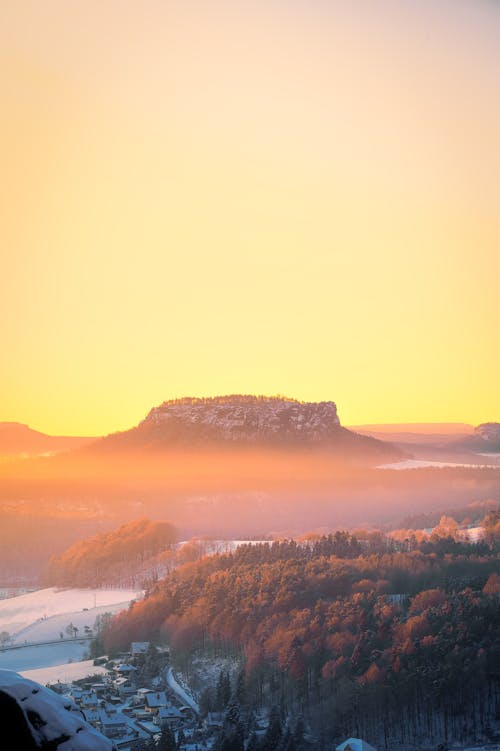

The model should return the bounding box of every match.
[0,587,143,640]
[0,641,90,672]
[21,659,108,685]
[378,459,500,470]
[0,587,143,678]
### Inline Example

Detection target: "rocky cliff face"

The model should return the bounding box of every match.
[141,395,341,445]
[474,423,500,443]
[452,422,500,453]
[95,395,402,459]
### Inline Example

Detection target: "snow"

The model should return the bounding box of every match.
[377,459,500,470]
[0,587,143,681]
[0,669,114,749]
[0,641,90,672]
[21,659,108,685]
[166,667,200,713]
[336,740,377,751]
[0,586,143,639]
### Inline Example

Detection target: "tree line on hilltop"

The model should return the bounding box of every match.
[41,518,178,588]
[99,530,500,749]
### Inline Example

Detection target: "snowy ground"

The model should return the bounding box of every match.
[378,459,500,470]
[20,659,108,685]
[166,667,200,713]
[0,587,143,678]
[0,641,90,672]
[0,587,143,640]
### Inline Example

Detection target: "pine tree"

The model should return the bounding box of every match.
[261,706,282,751]
[144,642,160,679]
[236,670,247,707]
[225,699,241,726]
[200,686,214,716]
[278,726,295,751]
[223,671,232,707]
[216,670,226,710]
[292,716,305,750]
[158,723,177,751]
[246,732,260,751]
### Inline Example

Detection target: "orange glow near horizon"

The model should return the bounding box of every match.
[1,0,499,436]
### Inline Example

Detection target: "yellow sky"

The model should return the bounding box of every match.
[1,0,499,435]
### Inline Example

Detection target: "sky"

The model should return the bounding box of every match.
[1,0,499,436]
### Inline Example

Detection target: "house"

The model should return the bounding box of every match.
[136,687,154,699]
[336,739,377,751]
[82,709,100,727]
[118,686,137,701]
[153,705,183,727]
[98,710,129,739]
[90,682,108,695]
[145,691,168,714]
[179,705,196,721]
[136,718,160,737]
[205,712,224,730]
[131,642,150,656]
[114,664,137,676]
[80,691,100,710]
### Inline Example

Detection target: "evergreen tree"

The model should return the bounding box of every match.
[158,722,177,751]
[225,699,241,726]
[278,726,296,751]
[214,695,245,751]
[216,670,232,710]
[246,732,260,751]
[292,716,305,750]
[236,670,247,707]
[216,670,226,710]
[200,686,214,716]
[144,642,161,678]
[223,671,231,707]
[262,706,282,751]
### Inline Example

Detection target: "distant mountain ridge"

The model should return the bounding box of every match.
[348,423,475,446]
[90,395,403,460]
[0,422,95,457]
[459,422,500,452]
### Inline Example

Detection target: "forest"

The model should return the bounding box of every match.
[101,526,500,749]
[42,518,178,587]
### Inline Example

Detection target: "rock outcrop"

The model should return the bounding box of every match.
[93,395,403,460]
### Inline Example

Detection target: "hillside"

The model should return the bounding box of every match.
[348,422,474,445]
[456,422,500,453]
[102,536,500,750]
[88,395,403,460]
[42,518,178,588]
[0,423,95,457]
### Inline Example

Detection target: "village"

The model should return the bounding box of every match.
[43,640,293,751]
[44,641,218,750]
[44,640,383,751]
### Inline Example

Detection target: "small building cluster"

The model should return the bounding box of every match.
[48,643,214,751]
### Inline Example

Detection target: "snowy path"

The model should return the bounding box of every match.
[166,667,200,714]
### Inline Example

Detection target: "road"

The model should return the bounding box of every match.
[165,667,200,714]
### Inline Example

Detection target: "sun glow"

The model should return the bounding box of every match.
[1,0,499,434]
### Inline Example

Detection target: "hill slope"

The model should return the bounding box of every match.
[0,423,95,457]
[89,395,403,460]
